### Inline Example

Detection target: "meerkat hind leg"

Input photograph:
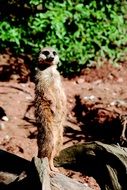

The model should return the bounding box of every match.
[49,148,59,173]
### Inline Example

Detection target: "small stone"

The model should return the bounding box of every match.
[26,96,32,100]
[117,77,123,83]
[4,135,10,141]
[1,116,9,121]
[84,95,96,101]
[0,122,5,130]
[76,78,84,84]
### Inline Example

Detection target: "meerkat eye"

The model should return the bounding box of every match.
[42,50,49,56]
[53,51,57,56]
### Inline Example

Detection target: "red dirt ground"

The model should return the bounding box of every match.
[0,60,127,189]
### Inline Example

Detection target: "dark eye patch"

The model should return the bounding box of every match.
[42,50,49,56]
[53,51,57,56]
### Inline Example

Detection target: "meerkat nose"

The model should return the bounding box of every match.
[48,56,54,61]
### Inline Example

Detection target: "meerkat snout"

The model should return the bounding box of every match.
[38,47,59,68]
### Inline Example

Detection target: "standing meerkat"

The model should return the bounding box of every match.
[34,47,66,172]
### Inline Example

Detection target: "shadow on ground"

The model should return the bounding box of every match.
[0,150,41,190]
[64,95,126,146]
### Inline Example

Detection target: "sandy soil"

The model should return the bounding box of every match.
[0,61,127,189]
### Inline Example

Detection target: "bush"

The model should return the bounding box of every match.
[0,0,127,76]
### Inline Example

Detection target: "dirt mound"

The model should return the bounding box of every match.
[0,62,127,189]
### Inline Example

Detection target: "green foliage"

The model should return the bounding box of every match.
[0,0,127,75]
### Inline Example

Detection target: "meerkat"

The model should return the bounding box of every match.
[34,47,66,172]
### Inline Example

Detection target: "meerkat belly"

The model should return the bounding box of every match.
[35,69,65,140]
[48,87,64,125]
[48,74,65,116]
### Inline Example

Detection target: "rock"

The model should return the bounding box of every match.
[0,150,92,190]
[33,157,92,190]
[55,141,127,190]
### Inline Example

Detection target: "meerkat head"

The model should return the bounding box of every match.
[38,47,59,70]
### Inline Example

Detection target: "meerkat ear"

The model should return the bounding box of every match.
[58,60,62,67]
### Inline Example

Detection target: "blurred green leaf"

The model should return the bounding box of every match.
[0,0,127,75]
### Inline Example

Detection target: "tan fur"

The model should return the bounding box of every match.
[34,47,66,171]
